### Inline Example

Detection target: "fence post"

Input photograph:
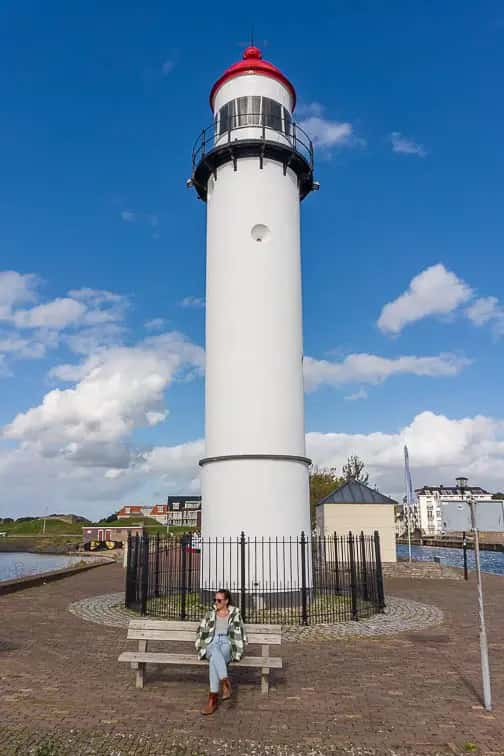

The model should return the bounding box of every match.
[132,534,140,608]
[125,532,132,607]
[463,531,468,580]
[180,535,187,620]
[188,534,193,594]
[360,531,369,601]
[140,533,150,616]
[300,531,308,625]
[374,530,385,612]
[348,532,358,621]
[154,532,160,598]
[333,532,340,593]
[240,531,246,623]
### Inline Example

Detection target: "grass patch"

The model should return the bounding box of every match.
[127,590,375,625]
[0,519,83,536]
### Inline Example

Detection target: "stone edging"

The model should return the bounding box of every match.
[0,559,114,596]
[68,592,444,640]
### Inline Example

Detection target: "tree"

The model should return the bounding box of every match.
[342,455,369,484]
[492,492,504,500]
[309,466,343,529]
[104,513,119,523]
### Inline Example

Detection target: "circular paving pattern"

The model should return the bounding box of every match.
[68,592,444,640]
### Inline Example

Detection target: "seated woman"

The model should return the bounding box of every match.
[195,588,247,715]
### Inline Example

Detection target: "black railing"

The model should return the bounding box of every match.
[125,531,385,625]
[192,112,314,175]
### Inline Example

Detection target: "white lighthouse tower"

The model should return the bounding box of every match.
[190,46,317,541]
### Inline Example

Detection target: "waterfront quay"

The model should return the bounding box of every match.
[397,537,504,553]
[1,562,504,755]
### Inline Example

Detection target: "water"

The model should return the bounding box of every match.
[397,544,504,576]
[0,552,85,582]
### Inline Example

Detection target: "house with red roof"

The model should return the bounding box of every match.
[117,505,145,520]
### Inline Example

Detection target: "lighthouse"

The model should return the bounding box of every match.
[190,46,317,541]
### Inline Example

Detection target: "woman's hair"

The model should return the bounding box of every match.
[215,588,232,606]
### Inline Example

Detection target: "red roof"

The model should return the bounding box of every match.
[209,46,296,111]
[150,504,168,515]
[117,505,144,516]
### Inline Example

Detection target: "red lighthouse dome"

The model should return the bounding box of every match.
[209,46,297,111]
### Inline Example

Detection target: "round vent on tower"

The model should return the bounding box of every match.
[251,224,271,243]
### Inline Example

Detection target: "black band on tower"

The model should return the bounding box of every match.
[199,453,312,467]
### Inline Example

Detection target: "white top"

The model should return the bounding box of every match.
[215,614,229,635]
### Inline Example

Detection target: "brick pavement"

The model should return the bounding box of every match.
[1,562,504,755]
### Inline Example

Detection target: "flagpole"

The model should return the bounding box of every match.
[404,446,413,563]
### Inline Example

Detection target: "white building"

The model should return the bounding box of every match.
[416,477,490,535]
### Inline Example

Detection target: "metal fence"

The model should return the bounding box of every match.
[125,531,385,625]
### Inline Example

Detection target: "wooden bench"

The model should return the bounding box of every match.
[118,619,282,693]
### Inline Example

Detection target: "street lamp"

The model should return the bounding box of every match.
[464,487,492,712]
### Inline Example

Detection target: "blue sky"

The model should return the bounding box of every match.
[1,1,503,517]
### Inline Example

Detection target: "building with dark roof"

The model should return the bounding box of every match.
[316,479,398,562]
[166,496,201,529]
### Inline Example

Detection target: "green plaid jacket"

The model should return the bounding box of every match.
[195,605,247,661]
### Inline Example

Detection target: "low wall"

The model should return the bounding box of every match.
[383,560,463,581]
[0,558,114,596]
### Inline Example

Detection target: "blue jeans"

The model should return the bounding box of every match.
[206,634,231,693]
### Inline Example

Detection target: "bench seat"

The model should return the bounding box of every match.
[119,618,283,693]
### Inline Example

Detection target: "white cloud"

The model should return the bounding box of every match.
[63,323,126,356]
[121,210,136,222]
[0,271,39,318]
[465,296,504,336]
[390,131,427,157]
[4,331,205,467]
[12,297,87,329]
[377,264,473,334]
[179,296,205,309]
[0,273,130,374]
[2,410,504,518]
[344,389,368,401]
[307,410,504,500]
[303,352,469,392]
[297,103,361,150]
[145,318,166,331]
[139,440,203,491]
[0,333,55,360]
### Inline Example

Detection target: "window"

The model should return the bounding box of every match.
[283,107,292,136]
[218,97,291,136]
[236,96,261,126]
[219,101,235,135]
[263,97,282,130]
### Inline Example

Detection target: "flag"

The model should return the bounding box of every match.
[404,445,415,509]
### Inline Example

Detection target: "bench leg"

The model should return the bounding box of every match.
[135,639,148,689]
[261,644,269,694]
[136,663,145,689]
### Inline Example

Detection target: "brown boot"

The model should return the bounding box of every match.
[201,692,218,715]
[221,678,232,701]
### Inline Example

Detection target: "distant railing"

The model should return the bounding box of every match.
[192,112,314,175]
[125,531,385,625]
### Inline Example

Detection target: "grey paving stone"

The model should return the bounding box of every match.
[68,592,444,639]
